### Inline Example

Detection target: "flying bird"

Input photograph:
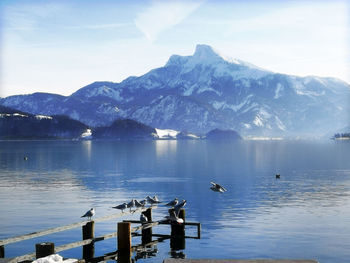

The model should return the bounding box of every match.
[165,198,178,207]
[276,174,280,179]
[112,203,127,212]
[81,208,95,220]
[210,182,227,193]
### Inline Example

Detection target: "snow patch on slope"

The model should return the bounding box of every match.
[274,83,283,99]
[155,128,180,139]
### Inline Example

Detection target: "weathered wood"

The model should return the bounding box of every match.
[0,245,4,258]
[170,208,185,237]
[11,231,119,263]
[35,242,54,259]
[82,221,94,260]
[0,207,148,247]
[169,208,186,250]
[142,208,152,244]
[118,222,131,252]
[56,231,118,253]
[163,260,319,263]
[118,222,131,263]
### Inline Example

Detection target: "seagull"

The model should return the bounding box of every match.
[112,203,127,212]
[127,199,136,211]
[163,210,184,224]
[146,196,161,205]
[165,198,178,207]
[134,199,145,208]
[174,199,186,217]
[140,213,148,224]
[210,182,227,193]
[81,208,95,220]
[139,199,147,206]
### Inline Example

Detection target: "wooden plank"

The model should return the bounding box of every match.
[163,260,319,263]
[55,231,118,253]
[0,207,148,246]
[8,231,119,263]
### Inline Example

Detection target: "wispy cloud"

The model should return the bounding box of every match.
[134,0,204,42]
[3,2,67,31]
[66,23,133,30]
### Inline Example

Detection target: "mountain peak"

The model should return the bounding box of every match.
[193,44,221,60]
[166,44,223,67]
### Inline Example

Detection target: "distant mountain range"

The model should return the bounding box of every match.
[1,105,232,140]
[1,44,349,138]
[0,105,87,139]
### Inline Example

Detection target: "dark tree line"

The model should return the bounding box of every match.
[334,133,350,139]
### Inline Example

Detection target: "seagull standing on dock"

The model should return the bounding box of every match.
[146,195,161,205]
[163,209,184,224]
[140,213,148,224]
[165,198,178,207]
[210,182,227,193]
[174,199,186,217]
[81,208,95,220]
[127,199,136,211]
[134,199,145,208]
[112,203,127,212]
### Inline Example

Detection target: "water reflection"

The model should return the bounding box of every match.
[1,140,350,262]
[155,140,178,159]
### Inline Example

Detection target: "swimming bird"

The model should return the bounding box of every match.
[165,198,178,207]
[81,208,95,220]
[276,174,280,179]
[210,182,227,193]
[174,199,186,217]
[146,196,161,205]
[112,203,127,212]
[140,213,148,224]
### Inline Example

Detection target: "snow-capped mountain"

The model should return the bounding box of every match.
[1,44,349,137]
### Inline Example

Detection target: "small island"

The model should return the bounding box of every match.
[333,133,350,140]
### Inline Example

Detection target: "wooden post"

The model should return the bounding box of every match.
[170,208,185,236]
[142,208,152,244]
[0,245,4,258]
[35,242,55,259]
[118,222,131,252]
[170,208,186,250]
[82,221,95,261]
[118,222,131,263]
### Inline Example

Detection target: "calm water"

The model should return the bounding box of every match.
[0,140,350,263]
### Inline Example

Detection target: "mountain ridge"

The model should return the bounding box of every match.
[1,44,349,138]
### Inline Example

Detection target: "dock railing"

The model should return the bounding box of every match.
[0,207,200,263]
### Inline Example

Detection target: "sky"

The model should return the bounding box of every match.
[0,0,349,97]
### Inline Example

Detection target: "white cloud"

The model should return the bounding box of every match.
[134,0,203,42]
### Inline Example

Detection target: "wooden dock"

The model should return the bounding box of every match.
[0,207,200,263]
[163,259,319,263]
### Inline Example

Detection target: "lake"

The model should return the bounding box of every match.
[0,140,350,263]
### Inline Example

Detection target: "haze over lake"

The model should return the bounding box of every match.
[1,140,349,263]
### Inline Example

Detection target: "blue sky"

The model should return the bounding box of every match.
[0,0,349,97]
